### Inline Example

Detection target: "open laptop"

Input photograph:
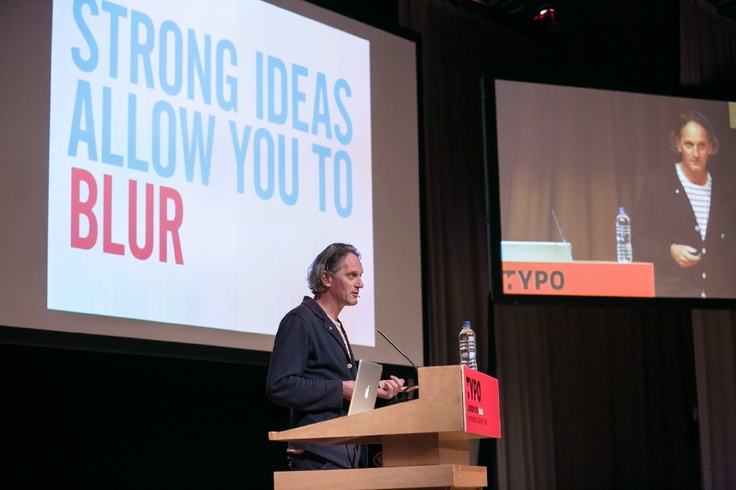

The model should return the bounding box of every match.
[347,360,383,416]
[501,240,573,262]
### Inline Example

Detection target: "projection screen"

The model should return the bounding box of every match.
[491,79,736,306]
[0,0,423,366]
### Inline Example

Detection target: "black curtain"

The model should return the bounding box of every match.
[681,0,736,95]
[398,0,734,488]
[692,310,736,490]
[494,305,700,489]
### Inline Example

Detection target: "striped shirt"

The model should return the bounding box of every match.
[676,163,712,241]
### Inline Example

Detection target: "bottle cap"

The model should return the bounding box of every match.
[462,320,471,327]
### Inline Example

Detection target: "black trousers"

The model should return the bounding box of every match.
[286,445,367,470]
[287,451,347,471]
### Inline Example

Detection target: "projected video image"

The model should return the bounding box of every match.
[494,80,736,300]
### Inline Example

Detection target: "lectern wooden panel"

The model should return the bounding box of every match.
[268,365,501,490]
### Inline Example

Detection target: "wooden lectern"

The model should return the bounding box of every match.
[268,365,501,490]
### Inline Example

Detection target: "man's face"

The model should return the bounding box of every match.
[323,253,364,309]
[676,121,713,176]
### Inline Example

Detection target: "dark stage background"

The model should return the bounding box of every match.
[1,343,288,487]
[3,0,736,488]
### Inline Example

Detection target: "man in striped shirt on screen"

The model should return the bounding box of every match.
[633,110,736,298]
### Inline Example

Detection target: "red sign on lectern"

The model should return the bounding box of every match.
[462,366,501,438]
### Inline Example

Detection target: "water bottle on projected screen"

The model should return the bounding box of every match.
[459,320,478,370]
[616,207,633,263]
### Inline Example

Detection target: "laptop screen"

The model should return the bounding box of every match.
[347,360,383,416]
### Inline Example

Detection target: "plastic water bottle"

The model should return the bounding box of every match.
[459,320,477,370]
[616,207,632,263]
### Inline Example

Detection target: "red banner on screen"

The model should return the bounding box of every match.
[502,261,655,297]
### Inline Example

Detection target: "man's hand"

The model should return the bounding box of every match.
[377,375,407,399]
[342,380,355,400]
[670,244,701,268]
[344,375,418,401]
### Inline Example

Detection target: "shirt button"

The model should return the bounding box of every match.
[702,272,707,279]
[701,291,706,298]
[347,363,353,370]
[702,248,706,255]
[695,226,700,232]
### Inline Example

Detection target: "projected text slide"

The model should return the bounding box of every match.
[48,0,375,343]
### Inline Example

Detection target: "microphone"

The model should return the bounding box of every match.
[551,209,574,261]
[377,328,419,378]
[377,329,418,371]
[377,329,418,399]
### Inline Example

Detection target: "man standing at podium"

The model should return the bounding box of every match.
[266,243,406,470]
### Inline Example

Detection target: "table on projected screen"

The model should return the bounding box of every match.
[502,261,655,296]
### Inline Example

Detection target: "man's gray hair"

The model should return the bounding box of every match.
[307,243,361,296]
